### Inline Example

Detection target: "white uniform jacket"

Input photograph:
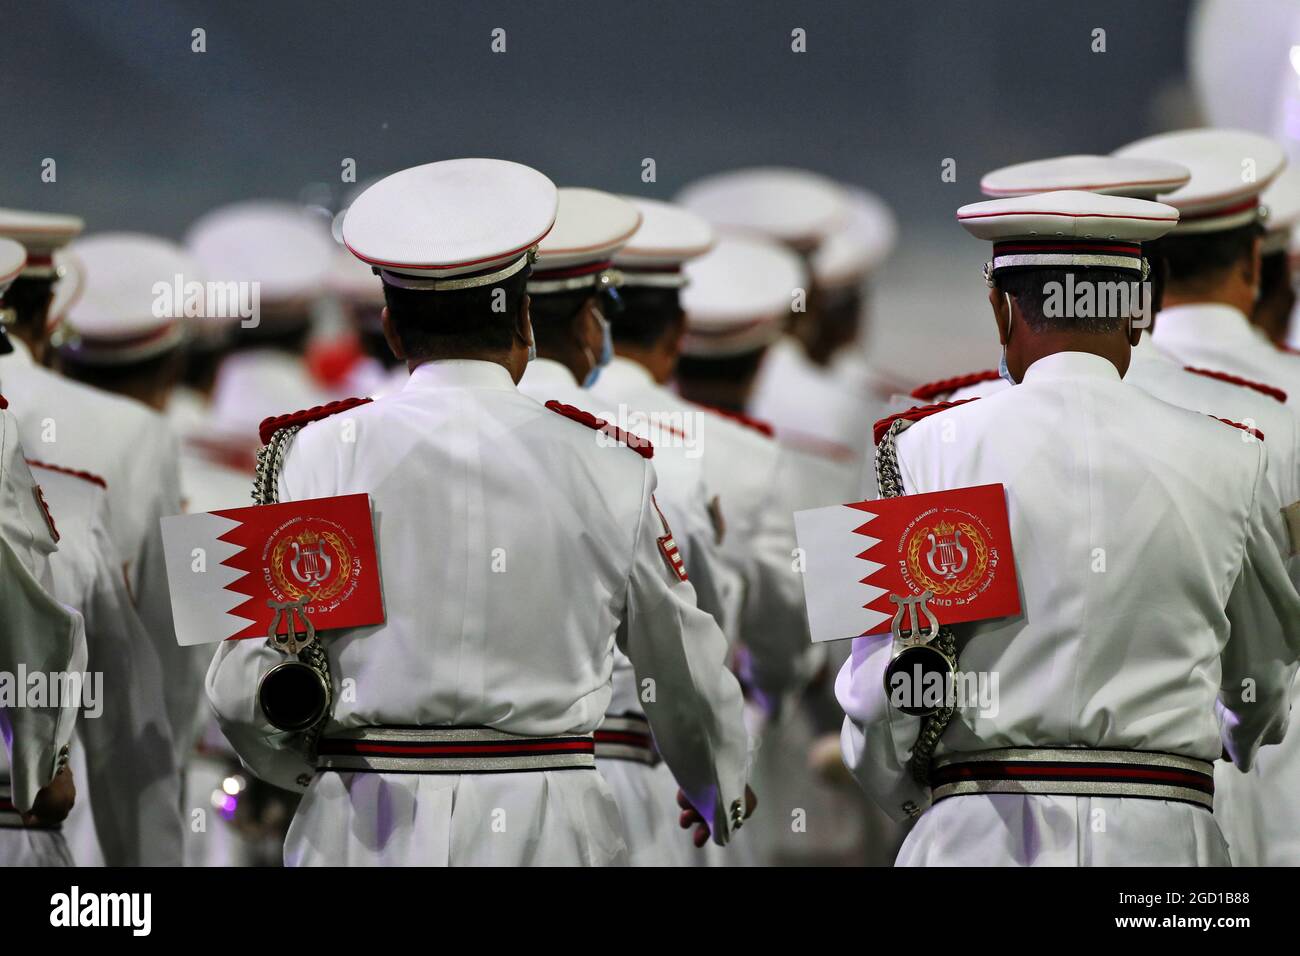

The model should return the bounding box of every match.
[0,339,201,759]
[206,359,748,865]
[31,464,183,866]
[0,406,85,818]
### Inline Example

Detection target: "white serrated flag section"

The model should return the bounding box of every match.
[160,511,253,645]
[794,503,892,643]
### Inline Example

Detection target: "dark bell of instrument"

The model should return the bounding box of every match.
[258,659,332,733]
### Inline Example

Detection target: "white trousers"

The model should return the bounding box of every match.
[0,829,74,866]
[897,794,1230,866]
[598,758,697,866]
[285,768,627,866]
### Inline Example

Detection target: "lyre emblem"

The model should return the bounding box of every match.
[289,532,332,587]
[266,595,316,655]
[889,590,940,646]
[925,522,968,580]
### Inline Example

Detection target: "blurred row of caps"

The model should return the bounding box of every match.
[3,127,1300,369]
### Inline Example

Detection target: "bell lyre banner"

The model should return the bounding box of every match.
[161,493,385,646]
[793,483,1021,643]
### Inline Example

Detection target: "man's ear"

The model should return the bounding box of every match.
[516,293,534,350]
[989,286,1012,346]
[1246,235,1263,289]
[380,306,406,361]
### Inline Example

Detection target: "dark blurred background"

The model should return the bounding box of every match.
[0,0,1208,378]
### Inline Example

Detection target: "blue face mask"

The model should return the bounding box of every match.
[998,292,1018,385]
[582,308,614,388]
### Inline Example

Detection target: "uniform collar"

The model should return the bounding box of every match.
[601,355,656,390]
[1128,331,1177,369]
[404,359,517,393]
[519,357,578,390]
[1021,350,1122,384]
[1152,303,1257,353]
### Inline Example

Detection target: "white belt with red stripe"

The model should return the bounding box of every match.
[594,714,659,765]
[316,726,596,774]
[931,747,1215,811]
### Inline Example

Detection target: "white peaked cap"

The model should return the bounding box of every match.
[811,187,897,288]
[957,190,1179,279]
[0,209,85,278]
[677,167,848,248]
[529,188,642,293]
[1114,128,1286,233]
[981,155,1191,200]
[187,199,335,304]
[614,197,715,288]
[680,234,806,357]
[62,232,202,364]
[343,158,557,291]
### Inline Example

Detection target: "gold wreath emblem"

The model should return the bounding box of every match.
[270,528,353,603]
[905,520,989,596]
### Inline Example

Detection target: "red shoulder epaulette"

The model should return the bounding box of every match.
[25,459,107,489]
[545,400,654,459]
[873,399,979,445]
[696,403,775,438]
[909,369,999,401]
[1183,366,1287,404]
[1208,416,1265,442]
[259,397,373,445]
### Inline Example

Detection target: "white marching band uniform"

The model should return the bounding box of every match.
[29,463,183,866]
[839,189,1300,866]
[0,391,87,867]
[206,160,750,866]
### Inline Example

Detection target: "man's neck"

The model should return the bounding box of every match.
[1016,332,1131,380]
[1161,285,1253,317]
[613,344,673,384]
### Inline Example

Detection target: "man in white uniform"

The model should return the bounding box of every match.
[517,186,738,865]
[205,158,751,866]
[0,211,192,760]
[1115,129,1300,865]
[186,200,335,449]
[839,189,1300,866]
[0,236,87,863]
[29,461,182,866]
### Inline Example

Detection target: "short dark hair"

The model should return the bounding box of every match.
[527,288,592,348]
[1,276,54,335]
[675,347,766,384]
[59,346,181,394]
[1151,222,1260,291]
[1259,248,1290,304]
[995,266,1143,334]
[608,286,683,349]
[381,268,528,358]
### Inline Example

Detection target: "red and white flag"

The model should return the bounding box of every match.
[161,493,385,646]
[794,483,1020,643]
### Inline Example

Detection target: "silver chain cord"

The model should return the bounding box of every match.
[253,425,334,760]
[875,417,958,787]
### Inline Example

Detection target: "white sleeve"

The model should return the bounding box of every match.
[78,504,183,866]
[617,462,750,845]
[205,636,315,793]
[1219,446,1300,770]
[0,536,86,811]
[834,634,931,823]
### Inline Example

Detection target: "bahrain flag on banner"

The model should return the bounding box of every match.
[793,483,1020,643]
[161,494,385,646]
